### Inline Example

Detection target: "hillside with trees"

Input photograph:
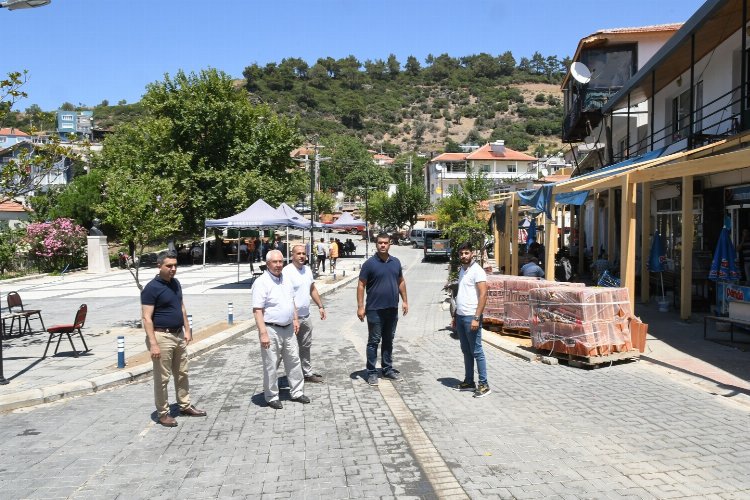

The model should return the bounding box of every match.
[241,51,569,156]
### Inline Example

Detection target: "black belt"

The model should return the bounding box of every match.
[266,322,291,328]
[154,327,182,334]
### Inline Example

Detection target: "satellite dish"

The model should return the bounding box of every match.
[570,62,592,84]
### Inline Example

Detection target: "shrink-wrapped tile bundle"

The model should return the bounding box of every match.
[503,280,584,330]
[483,275,541,325]
[529,286,633,356]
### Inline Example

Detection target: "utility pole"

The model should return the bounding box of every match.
[406,155,413,186]
[310,141,318,250]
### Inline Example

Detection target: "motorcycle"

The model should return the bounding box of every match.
[443,280,459,339]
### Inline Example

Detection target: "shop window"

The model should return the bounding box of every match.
[655,195,703,265]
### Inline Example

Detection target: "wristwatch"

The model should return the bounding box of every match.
[473,315,480,321]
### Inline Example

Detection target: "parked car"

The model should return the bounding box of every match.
[423,234,451,261]
[294,203,311,214]
[409,228,442,249]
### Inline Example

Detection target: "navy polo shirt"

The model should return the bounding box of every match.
[359,253,402,311]
[141,275,184,328]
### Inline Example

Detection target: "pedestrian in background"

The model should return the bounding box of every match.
[357,233,408,386]
[283,245,327,383]
[452,242,490,398]
[329,237,339,273]
[141,251,207,427]
[520,257,545,277]
[316,238,327,273]
[252,249,310,409]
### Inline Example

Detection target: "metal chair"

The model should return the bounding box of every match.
[6,291,45,336]
[44,304,89,358]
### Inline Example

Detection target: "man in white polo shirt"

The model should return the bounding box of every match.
[283,244,327,383]
[252,249,310,409]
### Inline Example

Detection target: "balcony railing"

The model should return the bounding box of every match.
[611,85,744,164]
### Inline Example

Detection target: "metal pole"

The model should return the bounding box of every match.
[0,306,8,383]
[310,143,318,256]
[365,186,369,258]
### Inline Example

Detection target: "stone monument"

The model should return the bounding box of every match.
[87,218,111,273]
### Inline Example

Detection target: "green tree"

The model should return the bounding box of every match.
[321,134,373,192]
[97,169,184,290]
[0,71,79,204]
[436,172,491,273]
[313,190,335,216]
[386,54,400,78]
[104,68,302,235]
[404,55,421,76]
[391,183,429,230]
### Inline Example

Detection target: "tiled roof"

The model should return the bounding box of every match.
[594,23,683,35]
[466,143,536,161]
[0,200,26,213]
[0,127,29,136]
[431,152,468,162]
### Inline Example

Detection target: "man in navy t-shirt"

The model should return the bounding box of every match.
[141,251,206,427]
[357,233,409,386]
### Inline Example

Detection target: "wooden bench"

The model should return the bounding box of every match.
[703,315,750,343]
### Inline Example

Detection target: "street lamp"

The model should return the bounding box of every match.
[0,0,51,9]
[434,163,444,201]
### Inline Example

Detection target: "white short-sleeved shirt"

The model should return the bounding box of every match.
[251,270,296,325]
[456,262,487,316]
[282,263,314,317]
[316,242,327,255]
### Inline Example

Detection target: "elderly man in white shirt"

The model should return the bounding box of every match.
[252,249,310,409]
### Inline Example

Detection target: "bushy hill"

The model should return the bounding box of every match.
[241,52,567,155]
[7,51,567,156]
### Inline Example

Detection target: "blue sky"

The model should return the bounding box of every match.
[3,0,706,111]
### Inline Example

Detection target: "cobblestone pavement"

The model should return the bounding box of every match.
[1,247,749,499]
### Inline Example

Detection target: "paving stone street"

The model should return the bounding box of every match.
[1,246,749,499]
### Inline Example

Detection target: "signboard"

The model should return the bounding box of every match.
[715,282,750,315]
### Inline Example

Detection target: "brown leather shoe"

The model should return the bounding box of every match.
[158,415,178,427]
[304,374,324,383]
[179,405,207,417]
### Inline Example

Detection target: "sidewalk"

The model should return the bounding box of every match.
[0,254,367,412]
[3,257,750,412]
[484,299,750,408]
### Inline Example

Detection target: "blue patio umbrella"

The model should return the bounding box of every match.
[526,218,537,252]
[647,231,666,301]
[709,227,741,282]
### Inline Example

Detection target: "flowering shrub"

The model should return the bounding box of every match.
[24,218,88,272]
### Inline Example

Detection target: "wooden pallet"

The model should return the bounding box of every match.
[539,348,640,368]
[501,326,530,338]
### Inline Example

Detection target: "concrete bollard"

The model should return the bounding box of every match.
[228,302,234,325]
[117,336,125,368]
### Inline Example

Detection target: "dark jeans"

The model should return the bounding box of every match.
[316,255,326,272]
[366,308,398,375]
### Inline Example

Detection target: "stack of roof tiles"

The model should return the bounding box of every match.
[529,286,634,357]
[483,275,542,325]
[504,280,585,330]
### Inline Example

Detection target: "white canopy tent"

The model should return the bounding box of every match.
[203,199,298,281]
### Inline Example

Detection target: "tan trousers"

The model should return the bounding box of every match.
[146,330,190,418]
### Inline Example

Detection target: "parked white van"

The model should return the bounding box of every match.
[409,228,442,248]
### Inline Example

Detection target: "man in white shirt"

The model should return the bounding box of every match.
[252,250,310,409]
[452,242,491,398]
[282,245,327,383]
[315,238,327,273]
